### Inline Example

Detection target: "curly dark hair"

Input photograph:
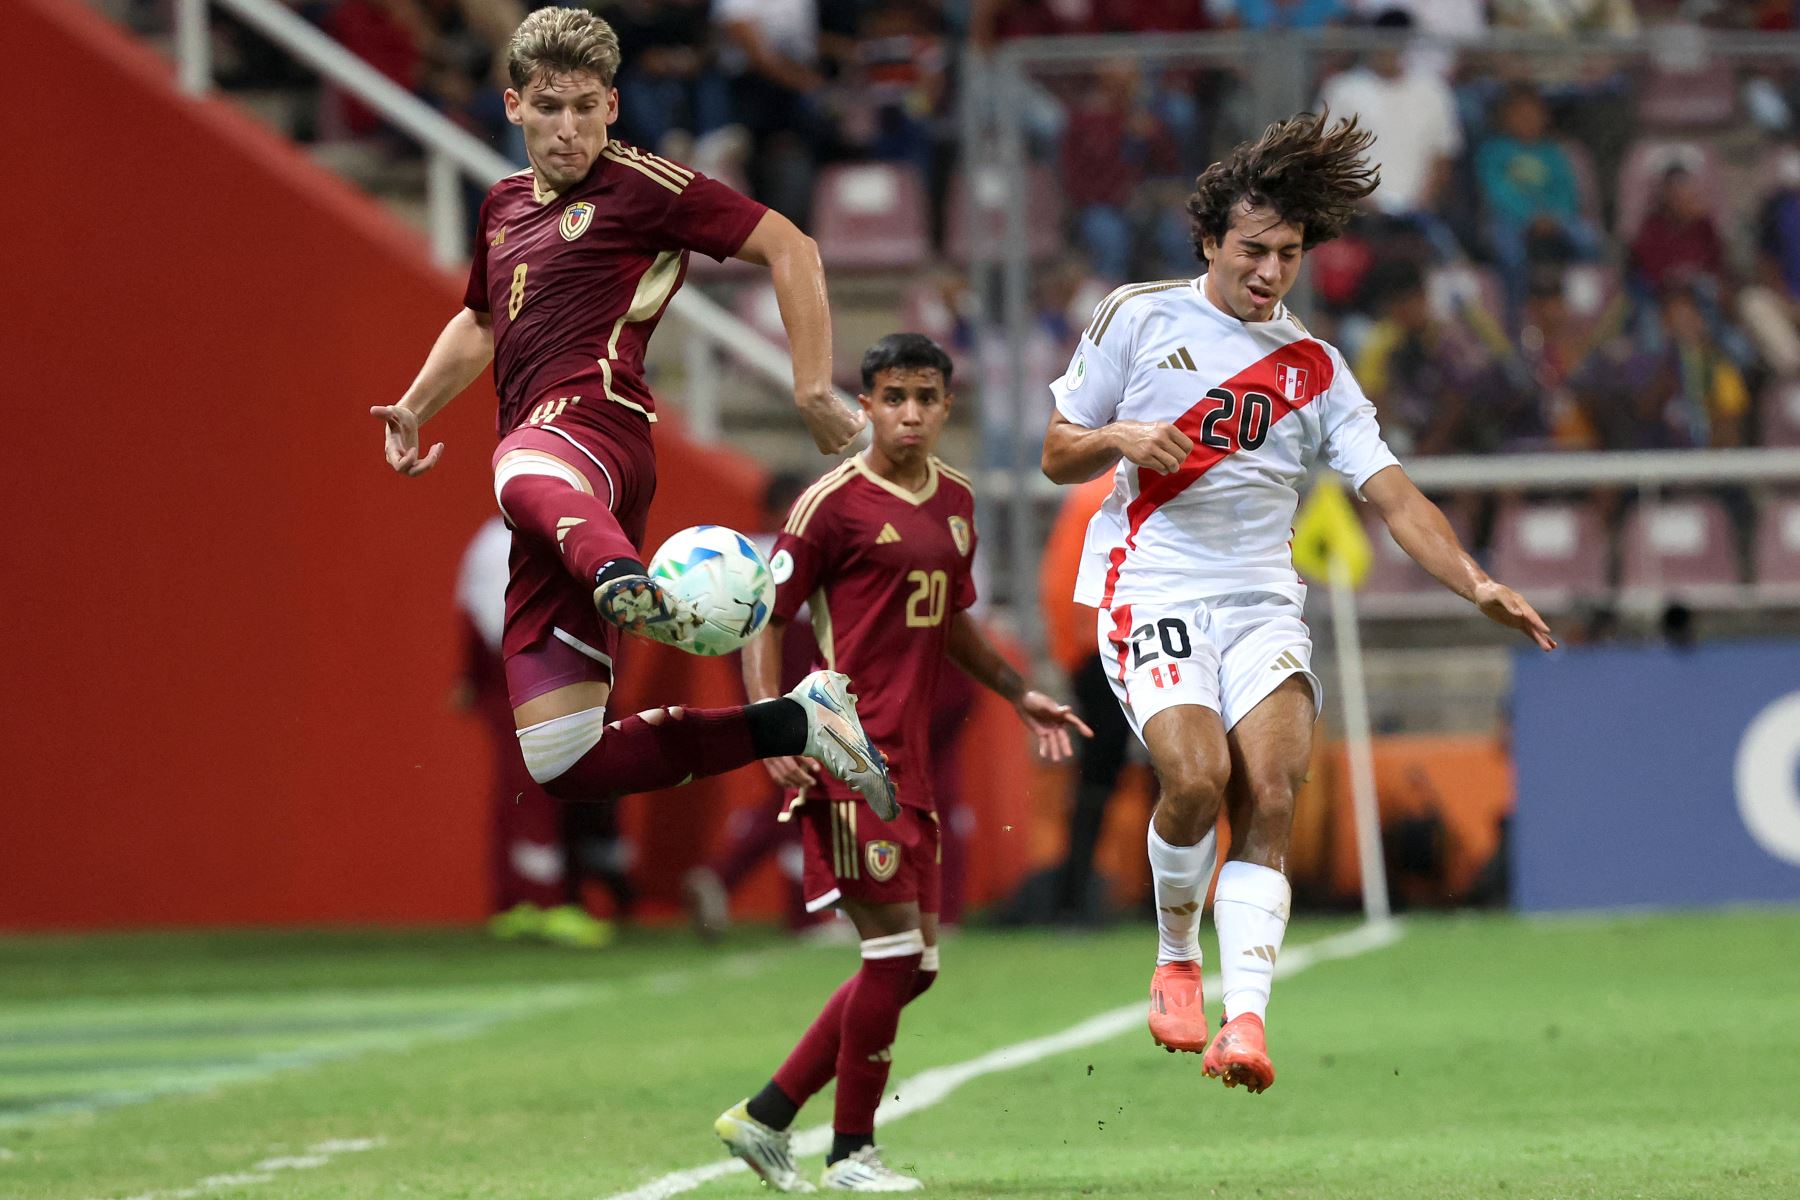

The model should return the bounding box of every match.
[1186,110,1379,257]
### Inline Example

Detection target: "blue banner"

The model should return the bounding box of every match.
[1512,641,1800,912]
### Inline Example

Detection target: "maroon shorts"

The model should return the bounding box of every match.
[491,404,656,709]
[797,783,940,916]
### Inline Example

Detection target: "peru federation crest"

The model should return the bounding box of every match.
[865,840,901,882]
[560,201,596,241]
[948,515,971,557]
[1274,363,1309,405]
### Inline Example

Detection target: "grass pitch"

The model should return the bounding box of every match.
[1,909,1795,1200]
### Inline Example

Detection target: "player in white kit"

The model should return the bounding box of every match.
[1041,112,1556,1093]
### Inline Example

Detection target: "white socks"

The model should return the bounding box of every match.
[516,707,606,784]
[1213,860,1292,1022]
[1147,823,1219,965]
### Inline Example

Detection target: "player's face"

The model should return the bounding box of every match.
[505,71,618,192]
[860,367,953,465]
[1201,201,1304,323]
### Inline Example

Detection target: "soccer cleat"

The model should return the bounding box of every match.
[536,904,614,950]
[714,1101,815,1193]
[487,902,546,941]
[1202,1012,1276,1093]
[1147,961,1209,1054]
[594,573,703,649]
[682,866,731,942]
[788,670,898,821]
[821,1145,923,1192]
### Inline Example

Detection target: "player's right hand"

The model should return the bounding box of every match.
[1114,421,1193,475]
[370,404,444,477]
[763,754,821,789]
[796,393,868,455]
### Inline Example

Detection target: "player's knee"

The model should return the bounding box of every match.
[1245,777,1299,825]
[1157,761,1227,822]
[517,706,607,793]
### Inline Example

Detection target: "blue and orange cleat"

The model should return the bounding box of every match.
[1203,1013,1275,1092]
[1147,961,1209,1054]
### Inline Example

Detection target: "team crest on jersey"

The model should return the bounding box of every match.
[865,840,901,882]
[1275,363,1309,404]
[559,202,596,241]
[948,515,971,556]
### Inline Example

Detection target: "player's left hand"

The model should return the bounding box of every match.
[1474,579,1557,651]
[795,391,868,455]
[370,404,444,477]
[1015,690,1095,763]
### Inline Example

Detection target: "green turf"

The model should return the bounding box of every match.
[0,910,1794,1199]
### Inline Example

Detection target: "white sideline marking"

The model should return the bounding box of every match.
[106,1137,385,1200]
[602,920,1404,1200]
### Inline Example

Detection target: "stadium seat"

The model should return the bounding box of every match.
[1614,139,1728,239]
[1762,382,1800,447]
[811,163,930,270]
[1637,63,1738,129]
[943,164,1064,264]
[1490,499,1610,606]
[1620,495,1741,593]
[1753,493,1800,590]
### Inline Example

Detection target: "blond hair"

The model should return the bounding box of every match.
[506,8,621,92]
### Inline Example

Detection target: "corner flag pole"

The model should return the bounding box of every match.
[1326,554,1391,924]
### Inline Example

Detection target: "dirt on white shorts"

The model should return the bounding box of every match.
[1096,590,1323,742]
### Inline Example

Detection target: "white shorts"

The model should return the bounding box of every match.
[1097,591,1322,742]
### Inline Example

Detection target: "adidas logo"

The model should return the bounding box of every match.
[875,523,902,545]
[1270,650,1304,673]
[1154,347,1198,371]
[1242,945,1278,963]
[1158,901,1200,916]
[557,516,586,550]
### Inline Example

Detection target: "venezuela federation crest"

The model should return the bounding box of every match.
[865,840,901,882]
[948,515,971,557]
[560,201,596,241]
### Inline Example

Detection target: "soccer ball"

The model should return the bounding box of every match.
[647,524,777,656]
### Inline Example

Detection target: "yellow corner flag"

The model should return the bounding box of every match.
[1291,477,1373,588]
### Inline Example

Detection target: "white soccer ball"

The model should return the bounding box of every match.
[647,524,777,656]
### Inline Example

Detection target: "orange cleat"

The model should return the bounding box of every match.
[1147,961,1209,1054]
[1203,1013,1275,1093]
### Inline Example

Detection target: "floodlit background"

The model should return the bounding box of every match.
[2,2,1797,1198]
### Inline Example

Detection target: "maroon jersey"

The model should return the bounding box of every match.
[463,142,766,437]
[770,456,979,810]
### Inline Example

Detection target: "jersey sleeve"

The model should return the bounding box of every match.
[1049,295,1135,429]
[645,170,769,262]
[769,501,840,623]
[463,196,493,313]
[1319,347,1401,496]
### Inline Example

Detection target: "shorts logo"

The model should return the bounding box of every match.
[1270,649,1305,673]
[769,548,795,584]
[1151,664,1181,688]
[865,840,901,882]
[560,202,596,241]
[948,515,971,557]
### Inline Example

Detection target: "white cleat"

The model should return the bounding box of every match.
[594,574,703,650]
[821,1145,923,1192]
[714,1102,815,1193]
[788,670,897,821]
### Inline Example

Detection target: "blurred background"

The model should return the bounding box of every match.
[5,0,1800,943]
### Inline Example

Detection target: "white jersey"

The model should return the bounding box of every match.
[1051,275,1399,610]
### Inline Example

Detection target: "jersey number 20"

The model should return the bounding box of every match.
[905,570,948,627]
[1199,387,1273,452]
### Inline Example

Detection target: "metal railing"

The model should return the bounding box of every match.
[170,0,838,440]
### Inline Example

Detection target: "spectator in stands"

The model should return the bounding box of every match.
[1474,82,1601,320]
[713,0,833,224]
[1580,287,1750,450]
[1354,262,1489,456]
[845,0,949,182]
[1462,269,1589,452]
[326,0,430,137]
[1058,59,1187,282]
[1629,166,1727,299]
[1489,0,1638,35]
[1315,11,1464,255]
[1741,148,1800,378]
[603,0,732,157]
[1231,0,1350,30]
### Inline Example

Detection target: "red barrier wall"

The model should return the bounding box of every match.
[0,0,764,929]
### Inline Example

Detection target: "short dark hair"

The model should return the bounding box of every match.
[1186,110,1378,255]
[860,333,953,391]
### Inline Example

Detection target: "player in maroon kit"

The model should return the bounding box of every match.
[714,334,1092,1193]
[369,8,894,817]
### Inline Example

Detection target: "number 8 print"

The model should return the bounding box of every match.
[508,263,528,320]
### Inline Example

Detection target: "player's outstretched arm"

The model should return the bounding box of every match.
[370,307,494,478]
[1361,466,1557,651]
[945,612,1093,761]
[734,211,865,455]
[1041,412,1193,484]
[740,615,819,788]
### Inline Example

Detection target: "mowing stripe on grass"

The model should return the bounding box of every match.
[602,919,1405,1200]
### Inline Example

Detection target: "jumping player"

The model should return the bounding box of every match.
[370,9,893,817]
[714,334,1090,1192]
[1041,113,1556,1093]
